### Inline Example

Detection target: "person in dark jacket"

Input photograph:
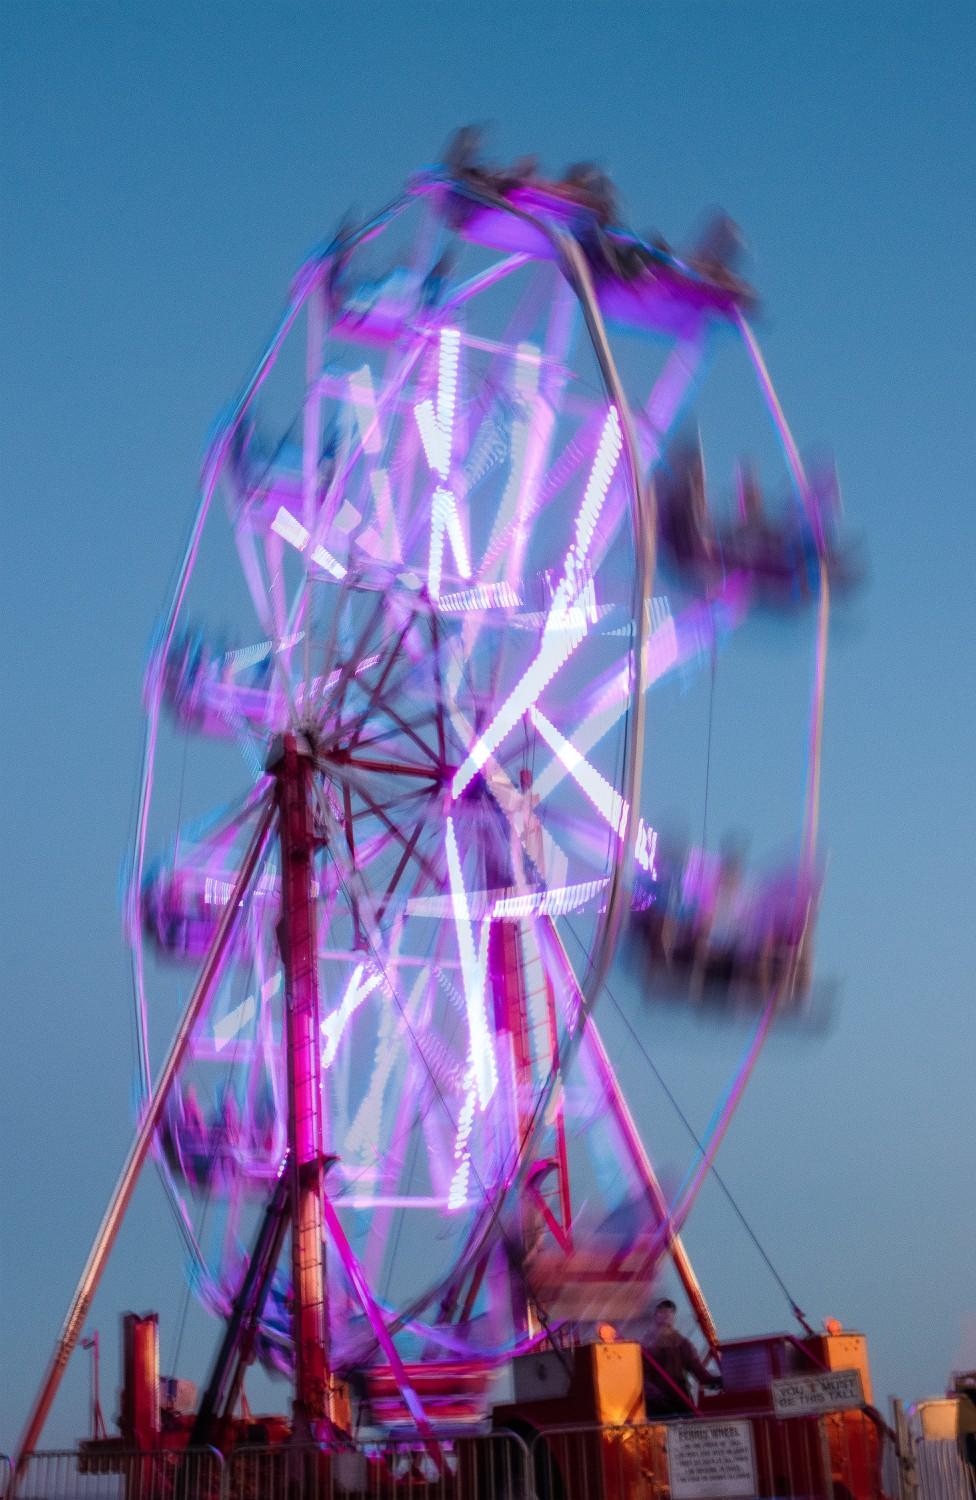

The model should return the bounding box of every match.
[643,1299,722,1415]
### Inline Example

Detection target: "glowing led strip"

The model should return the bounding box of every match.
[271,504,347,580]
[204,871,288,906]
[447,1060,477,1211]
[491,879,609,920]
[437,580,521,614]
[414,328,470,600]
[438,650,569,892]
[223,635,305,674]
[414,328,460,480]
[405,880,603,920]
[427,487,471,600]
[451,408,622,797]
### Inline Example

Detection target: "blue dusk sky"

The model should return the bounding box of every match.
[2,0,974,1452]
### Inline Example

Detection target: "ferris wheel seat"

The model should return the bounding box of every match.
[657,446,858,607]
[453,186,585,259]
[141,861,275,959]
[597,259,751,336]
[142,868,224,959]
[719,528,859,607]
[454,191,746,337]
[331,267,443,345]
[657,531,852,610]
[361,1360,495,1429]
[160,1087,278,1188]
[526,1243,661,1321]
[162,631,283,738]
[629,857,820,1013]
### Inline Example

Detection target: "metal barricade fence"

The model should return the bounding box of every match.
[915,1440,976,1500]
[14,1450,224,1500]
[529,1408,892,1500]
[226,1431,533,1500]
[8,1413,916,1500]
[530,1422,667,1500]
[1,1455,12,1500]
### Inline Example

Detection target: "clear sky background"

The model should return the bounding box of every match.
[2,0,974,1453]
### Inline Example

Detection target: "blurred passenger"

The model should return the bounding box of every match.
[731,463,779,566]
[444,124,485,180]
[420,250,454,309]
[695,837,749,990]
[559,162,618,225]
[658,438,718,576]
[687,212,748,294]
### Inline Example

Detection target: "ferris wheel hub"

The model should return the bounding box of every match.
[265,730,318,771]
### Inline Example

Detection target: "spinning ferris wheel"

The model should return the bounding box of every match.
[19,135,851,1457]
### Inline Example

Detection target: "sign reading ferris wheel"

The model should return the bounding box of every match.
[667,1419,758,1500]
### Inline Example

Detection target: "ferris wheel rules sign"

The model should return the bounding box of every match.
[666,1419,757,1500]
[771,1368,865,1417]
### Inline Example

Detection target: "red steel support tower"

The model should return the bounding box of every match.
[273,732,330,1429]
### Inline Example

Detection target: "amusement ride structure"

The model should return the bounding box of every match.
[15,138,873,1492]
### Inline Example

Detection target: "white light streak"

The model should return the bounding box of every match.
[445,817,497,1108]
[447,1156,471,1211]
[450,615,587,796]
[491,879,609,920]
[413,329,469,600]
[533,598,677,804]
[530,707,625,832]
[321,962,384,1068]
[271,504,347,580]
[451,408,622,797]
[529,706,658,873]
[214,995,256,1050]
[413,328,460,480]
[271,506,309,551]
[570,409,623,579]
[214,971,281,1051]
[436,581,521,613]
[448,1060,477,1211]
[427,485,471,600]
[635,820,659,878]
[203,872,285,906]
[310,542,347,580]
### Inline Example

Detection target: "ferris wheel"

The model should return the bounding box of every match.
[16,137,849,1459]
